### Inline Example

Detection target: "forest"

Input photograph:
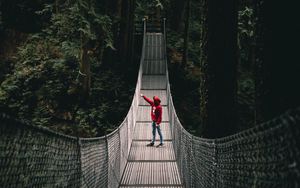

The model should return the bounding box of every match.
[0,0,299,139]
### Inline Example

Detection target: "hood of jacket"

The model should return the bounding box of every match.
[153,96,161,106]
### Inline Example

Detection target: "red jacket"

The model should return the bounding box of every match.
[143,96,162,124]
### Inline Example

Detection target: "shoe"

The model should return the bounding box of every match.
[147,143,154,146]
[156,143,163,147]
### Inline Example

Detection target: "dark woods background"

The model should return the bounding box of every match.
[0,0,299,138]
[165,0,300,138]
[0,0,138,137]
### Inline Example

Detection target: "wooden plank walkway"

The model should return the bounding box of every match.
[119,33,183,187]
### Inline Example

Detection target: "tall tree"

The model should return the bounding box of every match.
[200,0,238,138]
[101,0,122,66]
[254,1,300,124]
[253,0,269,124]
[182,0,191,68]
[199,0,208,136]
[117,0,135,65]
[169,0,186,32]
[78,0,92,99]
[76,0,113,98]
[79,37,91,99]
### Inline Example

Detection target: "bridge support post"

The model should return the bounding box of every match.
[212,141,217,187]
[104,134,109,187]
[77,137,83,187]
[189,135,193,187]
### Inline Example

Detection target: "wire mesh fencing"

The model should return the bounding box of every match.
[1,20,299,188]
[167,81,300,188]
[0,20,147,188]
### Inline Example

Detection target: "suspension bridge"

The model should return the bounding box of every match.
[0,20,299,188]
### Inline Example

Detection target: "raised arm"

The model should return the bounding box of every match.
[141,94,154,106]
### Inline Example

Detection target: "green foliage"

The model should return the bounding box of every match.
[237,76,255,130]
[166,29,184,50]
[0,0,136,138]
[188,20,201,66]
[0,33,134,137]
[154,0,164,9]
[36,1,114,50]
[162,0,202,135]
[238,7,254,39]
[238,6,255,66]
[135,0,167,20]
[135,1,147,20]
[237,5,256,131]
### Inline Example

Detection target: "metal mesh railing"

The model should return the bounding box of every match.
[157,16,300,188]
[0,21,146,188]
[0,85,137,188]
[163,21,300,186]
[0,116,81,188]
[168,103,300,188]
[1,19,299,188]
[80,138,108,187]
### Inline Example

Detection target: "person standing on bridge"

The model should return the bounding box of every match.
[140,94,163,147]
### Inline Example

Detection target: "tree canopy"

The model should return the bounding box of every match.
[0,0,299,138]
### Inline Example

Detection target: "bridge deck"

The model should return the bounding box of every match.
[120,33,183,187]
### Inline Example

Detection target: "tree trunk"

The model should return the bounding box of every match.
[79,36,91,99]
[128,0,135,64]
[254,0,268,124]
[116,0,123,17]
[200,0,238,138]
[78,0,91,99]
[199,0,208,136]
[117,0,135,65]
[170,0,186,32]
[182,0,191,68]
[254,1,300,124]
[55,0,58,13]
[119,0,129,62]
[102,0,122,67]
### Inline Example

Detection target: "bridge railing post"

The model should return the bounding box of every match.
[163,18,166,36]
[212,141,217,187]
[104,134,109,187]
[145,18,147,34]
[188,134,193,187]
[163,18,167,75]
[127,114,131,153]
[118,127,122,181]
[77,137,83,187]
